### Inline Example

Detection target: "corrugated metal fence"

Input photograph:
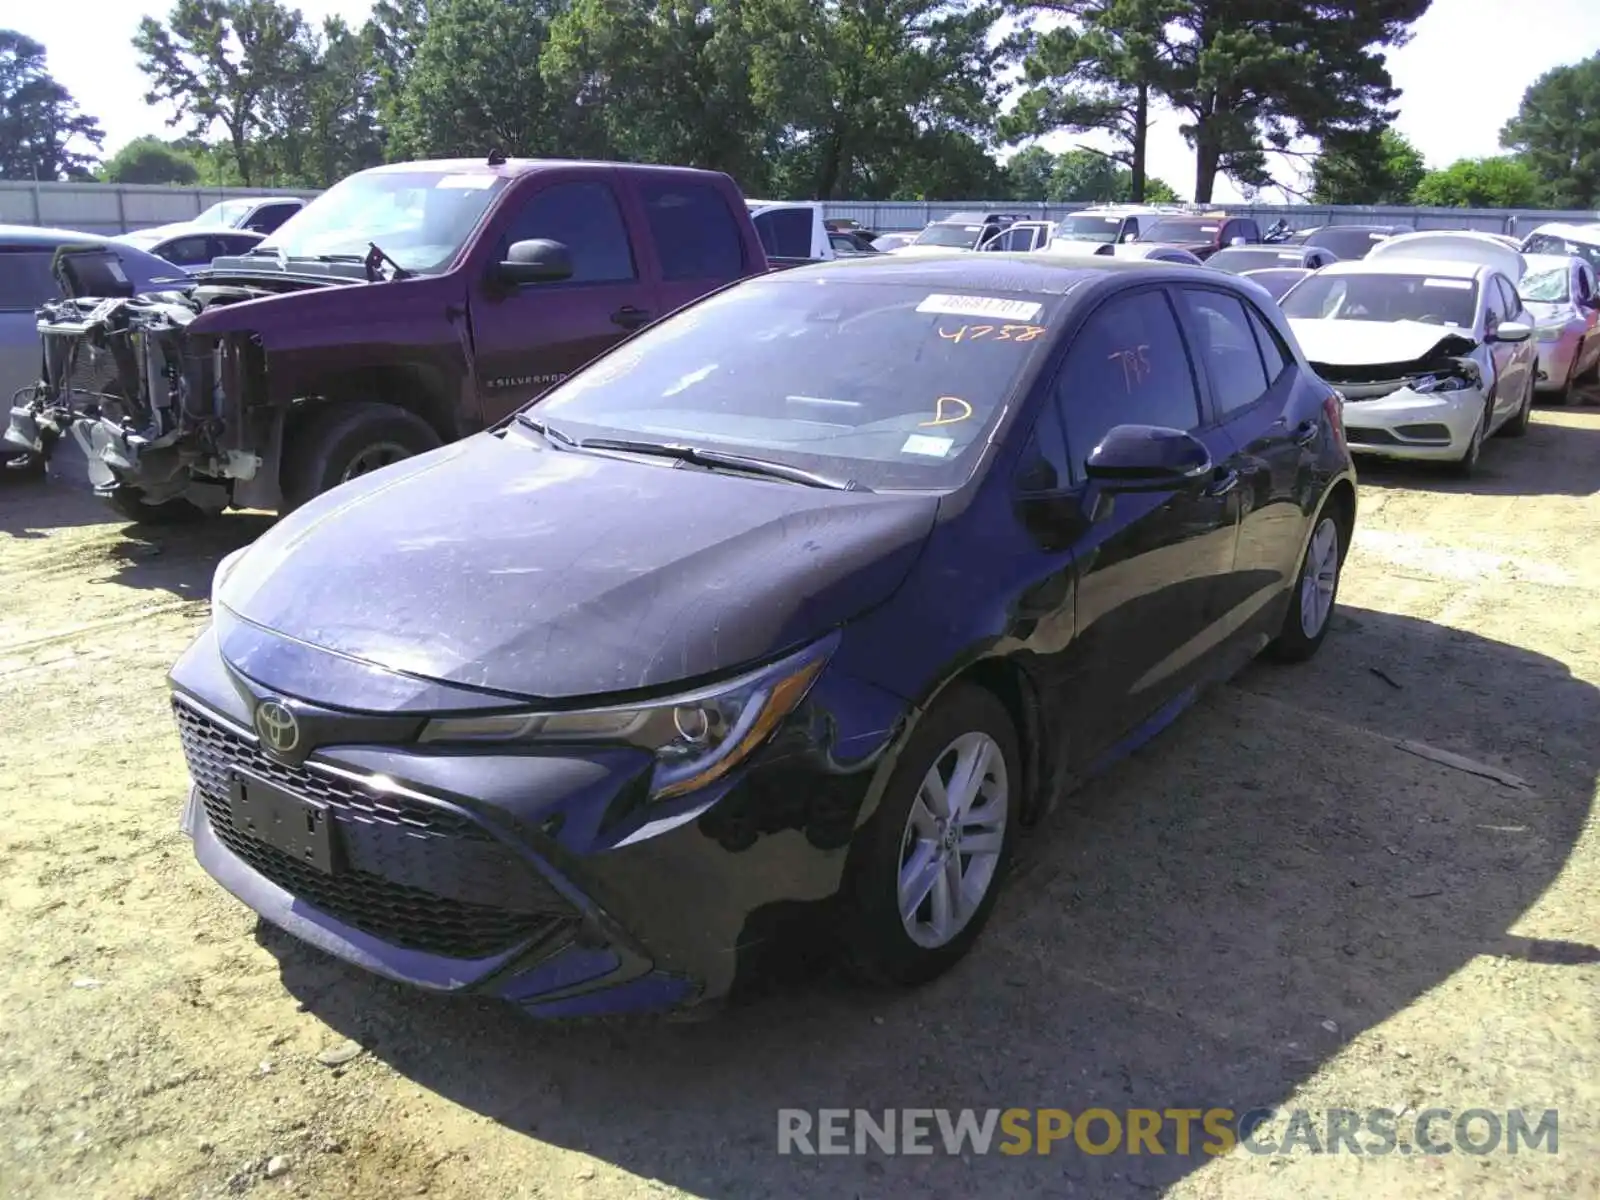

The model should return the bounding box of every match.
[2,179,1596,237]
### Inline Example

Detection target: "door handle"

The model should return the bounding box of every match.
[1205,467,1240,497]
[611,306,652,330]
[1291,419,1319,447]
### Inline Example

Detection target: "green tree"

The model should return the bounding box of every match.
[1003,0,1175,201]
[743,0,1005,199]
[134,0,308,185]
[542,0,771,189]
[100,135,201,184]
[388,0,570,160]
[1500,52,1600,210]
[1045,146,1178,201]
[259,17,383,185]
[1412,156,1546,208]
[0,30,104,180]
[1005,144,1057,199]
[1310,128,1426,204]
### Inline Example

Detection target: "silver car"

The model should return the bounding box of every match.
[1517,252,1600,400]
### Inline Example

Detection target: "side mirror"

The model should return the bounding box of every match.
[1084,424,1211,489]
[496,238,573,285]
[1119,231,1136,243]
[1491,320,1532,343]
[1229,236,1248,247]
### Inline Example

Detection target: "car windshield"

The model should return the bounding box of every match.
[258,170,511,273]
[192,200,255,228]
[913,224,985,248]
[1138,217,1221,243]
[528,278,1060,491]
[1208,247,1302,272]
[1056,214,1125,244]
[1303,228,1396,259]
[1242,269,1311,301]
[1519,268,1569,303]
[1281,272,1478,328]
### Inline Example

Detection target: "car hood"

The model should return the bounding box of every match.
[1287,319,1479,366]
[217,430,940,703]
[1522,299,1574,324]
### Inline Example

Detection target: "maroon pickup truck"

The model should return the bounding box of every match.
[9,157,769,519]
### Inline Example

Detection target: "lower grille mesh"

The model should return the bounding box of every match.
[175,698,575,960]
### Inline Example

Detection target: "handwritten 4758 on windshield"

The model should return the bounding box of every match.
[1110,344,1152,392]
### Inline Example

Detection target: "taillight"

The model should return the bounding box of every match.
[1324,390,1345,445]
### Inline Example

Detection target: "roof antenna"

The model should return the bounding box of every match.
[486,148,507,166]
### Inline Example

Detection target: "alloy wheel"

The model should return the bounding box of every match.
[1299,516,1340,639]
[897,731,1009,949]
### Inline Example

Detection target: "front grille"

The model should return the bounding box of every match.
[1394,423,1452,443]
[175,698,576,960]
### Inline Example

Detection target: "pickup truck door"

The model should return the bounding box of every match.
[627,175,760,316]
[469,167,661,422]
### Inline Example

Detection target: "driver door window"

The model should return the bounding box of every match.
[1482,279,1508,335]
[498,181,637,283]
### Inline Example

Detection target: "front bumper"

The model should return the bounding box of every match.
[1340,386,1483,462]
[170,628,906,1017]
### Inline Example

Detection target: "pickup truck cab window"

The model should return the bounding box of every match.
[753,208,813,259]
[500,181,636,283]
[642,180,746,280]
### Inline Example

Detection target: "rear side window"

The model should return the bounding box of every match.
[1578,264,1596,305]
[501,181,637,283]
[1246,305,1288,382]
[1055,289,1202,475]
[753,208,813,259]
[1178,289,1269,416]
[160,235,213,266]
[247,202,301,234]
[0,250,59,310]
[643,182,746,279]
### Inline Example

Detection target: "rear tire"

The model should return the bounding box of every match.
[841,684,1022,988]
[281,402,442,511]
[1266,505,1345,663]
[101,486,207,525]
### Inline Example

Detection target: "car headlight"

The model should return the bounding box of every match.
[1535,325,1565,342]
[1410,374,1471,394]
[418,635,836,800]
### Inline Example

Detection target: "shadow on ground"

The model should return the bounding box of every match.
[266,605,1597,1197]
[1353,404,1600,498]
[0,439,272,596]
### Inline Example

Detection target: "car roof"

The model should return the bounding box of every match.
[0,224,115,248]
[1524,222,1600,243]
[1366,229,1526,280]
[359,157,732,182]
[1319,257,1488,280]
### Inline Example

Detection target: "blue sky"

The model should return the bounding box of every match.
[14,0,1600,202]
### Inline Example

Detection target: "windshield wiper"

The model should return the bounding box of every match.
[576,437,866,491]
[513,413,578,447]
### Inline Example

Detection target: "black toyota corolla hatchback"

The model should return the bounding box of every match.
[172,255,1356,1017]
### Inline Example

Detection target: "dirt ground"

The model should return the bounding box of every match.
[1,401,1597,1200]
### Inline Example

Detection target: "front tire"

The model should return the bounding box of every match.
[842,684,1022,988]
[282,402,442,512]
[1266,506,1344,663]
[1500,371,1534,438]
[1447,396,1490,477]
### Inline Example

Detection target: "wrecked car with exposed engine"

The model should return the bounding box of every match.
[5,157,768,521]
[1278,257,1537,477]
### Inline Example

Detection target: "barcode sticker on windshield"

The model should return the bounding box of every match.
[436,174,495,189]
[1423,278,1473,289]
[917,293,1042,323]
[902,434,953,458]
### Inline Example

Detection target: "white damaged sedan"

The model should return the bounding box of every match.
[1279,258,1538,476]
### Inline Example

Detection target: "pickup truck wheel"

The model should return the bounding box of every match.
[101,487,207,525]
[283,402,442,510]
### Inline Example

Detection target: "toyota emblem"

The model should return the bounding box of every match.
[255,700,300,754]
